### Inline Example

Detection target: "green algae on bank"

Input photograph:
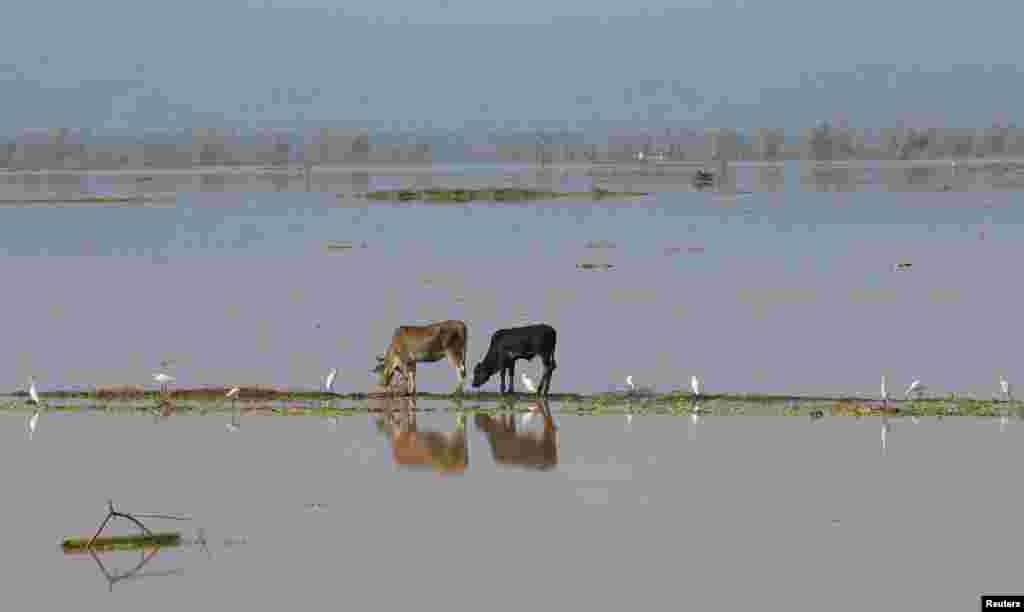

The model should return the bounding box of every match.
[61,532,182,554]
[359,187,649,202]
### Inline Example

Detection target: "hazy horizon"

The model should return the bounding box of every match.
[3,1,1023,139]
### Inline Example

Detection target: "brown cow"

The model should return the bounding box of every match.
[371,396,468,475]
[373,320,468,396]
[474,400,558,471]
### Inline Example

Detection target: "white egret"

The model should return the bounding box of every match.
[324,368,338,394]
[626,375,635,393]
[880,375,888,406]
[1000,376,1012,401]
[905,379,924,399]
[688,403,700,441]
[521,373,537,394]
[226,386,240,412]
[691,375,701,398]
[225,387,242,433]
[28,377,40,406]
[153,372,175,394]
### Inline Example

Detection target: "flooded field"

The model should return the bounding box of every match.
[1,161,1023,399]
[3,159,1022,610]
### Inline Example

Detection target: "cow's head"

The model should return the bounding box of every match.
[471,361,494,388]
[372,355,394,387]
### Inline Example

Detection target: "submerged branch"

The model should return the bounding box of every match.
[62,499,189,554]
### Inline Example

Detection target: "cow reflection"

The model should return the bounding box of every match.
[474,400,558,471]
[371,397,468,475]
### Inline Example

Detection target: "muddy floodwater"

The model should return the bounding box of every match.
[3,399,1023,611]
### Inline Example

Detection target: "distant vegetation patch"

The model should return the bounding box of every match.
[360,187,648,202]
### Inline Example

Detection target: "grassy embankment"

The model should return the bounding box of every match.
[3,386,1018,417]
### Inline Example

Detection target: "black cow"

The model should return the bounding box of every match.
[471,324,557,396]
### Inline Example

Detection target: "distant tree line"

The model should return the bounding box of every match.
[2,126,1024,170]
[0,127,427,171]
[494,125,1024,163]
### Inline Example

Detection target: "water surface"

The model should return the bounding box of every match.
[4,410,1021,611]
[1,161,1020,400]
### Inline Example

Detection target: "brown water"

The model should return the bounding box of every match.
[3,406,1022,611]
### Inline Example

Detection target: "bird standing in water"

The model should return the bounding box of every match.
[521,372,537,394]
[905,379,924,400]
[153,372,175,395]
[26,378,41,440]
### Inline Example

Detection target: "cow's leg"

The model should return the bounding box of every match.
[498,356,508,394]
[405,361,417,396]
[508,359,517,394]
[540,353,557,396]
[446,349,465,395]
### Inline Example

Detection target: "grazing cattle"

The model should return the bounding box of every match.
[372,320,468,396]
[471,323,557,396]
[474,400,558,471]
[371,397,468,475]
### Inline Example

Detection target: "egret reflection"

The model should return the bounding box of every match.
[688,405,701,441]
[881,416,891,454]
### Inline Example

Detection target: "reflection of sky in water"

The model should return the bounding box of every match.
[2,187,1023,257]
[79,174,113,196]
[365,163,591,192]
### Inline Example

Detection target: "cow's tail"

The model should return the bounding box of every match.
[460,323,469,379]
[548,327,557,372]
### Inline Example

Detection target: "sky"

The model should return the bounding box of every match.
[1,0,1021,139]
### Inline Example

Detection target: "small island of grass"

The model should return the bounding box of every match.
[359,187,649,202]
